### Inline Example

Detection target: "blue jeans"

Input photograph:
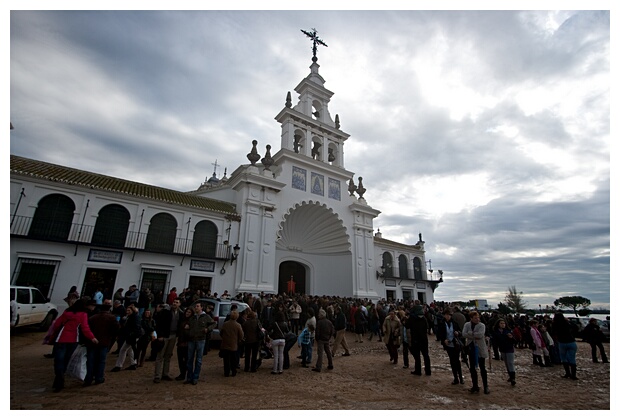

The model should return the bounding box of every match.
[85,345,109,384]
[187,340,206,381]
[53,342,78,389]
[558,341,577,364]
[301,342,312,365]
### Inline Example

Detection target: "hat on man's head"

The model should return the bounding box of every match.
[412,305,424,316]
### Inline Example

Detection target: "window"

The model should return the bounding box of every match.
[13,258,59,298]
[398,254,408,279]
[144,213,177,253]
[15,288,31,304]
[31,288,47,304]
[191,220,218,258]
[91,204,130,248]
[382,252,394,277]
[28,194,75,241]
[413,257,423,281]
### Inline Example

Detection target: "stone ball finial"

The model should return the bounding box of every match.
[356,176,366,199]
[247,140,261,166]
[261,144,274,170]
[348,178,357,196]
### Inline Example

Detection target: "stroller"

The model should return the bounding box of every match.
[256,330,273,368]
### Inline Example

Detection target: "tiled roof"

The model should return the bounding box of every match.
[374,235,422,250]
[10,155,239,217]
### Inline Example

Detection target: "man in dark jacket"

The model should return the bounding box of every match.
[331,305,351,357]
[312,309,335,372]
[153,299,182,383]
[184,302,215,384]
[582,318,608,363]
[407,305,431,376]
[85,299,119,385]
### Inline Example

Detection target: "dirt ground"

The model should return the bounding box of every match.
[9,327,610,411]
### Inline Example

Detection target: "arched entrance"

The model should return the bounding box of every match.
[278,261,306,295]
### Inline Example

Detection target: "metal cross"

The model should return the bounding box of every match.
[301,28,327,61]
[212,159,220,175]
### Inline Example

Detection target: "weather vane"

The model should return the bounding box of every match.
[301,28,327,62]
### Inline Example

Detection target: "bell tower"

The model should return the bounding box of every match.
[274,29,349,168]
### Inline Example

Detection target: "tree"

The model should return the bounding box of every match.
[554,296,591,316]
[497,302,512,315]
[504,285,527,313]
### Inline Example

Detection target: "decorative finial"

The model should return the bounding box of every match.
[356,176,366,199]
[286,92,292,108]
[261,144,274,170]
[335,114,340,129]
[301,28,327,62]
[247,140,261,166]
[348,178,357,196]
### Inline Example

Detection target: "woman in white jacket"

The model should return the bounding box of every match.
[462,311,490,394]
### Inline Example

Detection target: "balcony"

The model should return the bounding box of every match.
[10,215,231,259]
[379,266,426,281]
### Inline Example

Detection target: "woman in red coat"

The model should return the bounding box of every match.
[45,299,98,392]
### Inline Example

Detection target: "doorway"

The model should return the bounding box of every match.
[278,261,306,295]
[81,267,118,301]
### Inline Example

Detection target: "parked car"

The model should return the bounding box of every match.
[10,286,58,330]
[190,298,249,342]
[566,316,610,342]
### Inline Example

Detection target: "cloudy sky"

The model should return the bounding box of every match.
[8,5,612,309]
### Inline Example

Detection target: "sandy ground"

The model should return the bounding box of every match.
[10,327,610,411]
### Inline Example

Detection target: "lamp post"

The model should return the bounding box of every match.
[426,259,444,292]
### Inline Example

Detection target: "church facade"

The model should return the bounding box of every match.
[9,53,440,310]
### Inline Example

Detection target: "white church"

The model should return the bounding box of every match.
[10,35,442,310]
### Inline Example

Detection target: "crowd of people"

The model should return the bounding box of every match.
[41,286,608,394]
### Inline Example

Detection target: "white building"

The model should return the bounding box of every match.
[10,53,442,310]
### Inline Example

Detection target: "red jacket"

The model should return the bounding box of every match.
[50,310,96,343]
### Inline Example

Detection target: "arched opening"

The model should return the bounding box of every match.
[28,193,76,241]
[92,204,130,247]
[398,254,408,279]
[278,261,307,295]
[382,252,394,278]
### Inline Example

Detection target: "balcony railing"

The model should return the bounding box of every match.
[10,215,231,259]
[381,266,427,281]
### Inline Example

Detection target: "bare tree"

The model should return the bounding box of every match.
[504,285,527,313]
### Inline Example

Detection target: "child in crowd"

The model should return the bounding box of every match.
[297,323,315,368]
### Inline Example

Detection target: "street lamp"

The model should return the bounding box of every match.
[230,243,240,265]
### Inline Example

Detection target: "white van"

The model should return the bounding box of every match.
[10,286,58,330]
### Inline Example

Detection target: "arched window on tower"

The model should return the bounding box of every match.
[327,142,337,164]
[311,100,322,120]
[145,213,177,253]
[28,194,75,241]
[191,220,218,258]
[91,204,130,248]
[293,129,305,154]
[398,254,408,279]
[413,257,423,281]
[311,136,322,160]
